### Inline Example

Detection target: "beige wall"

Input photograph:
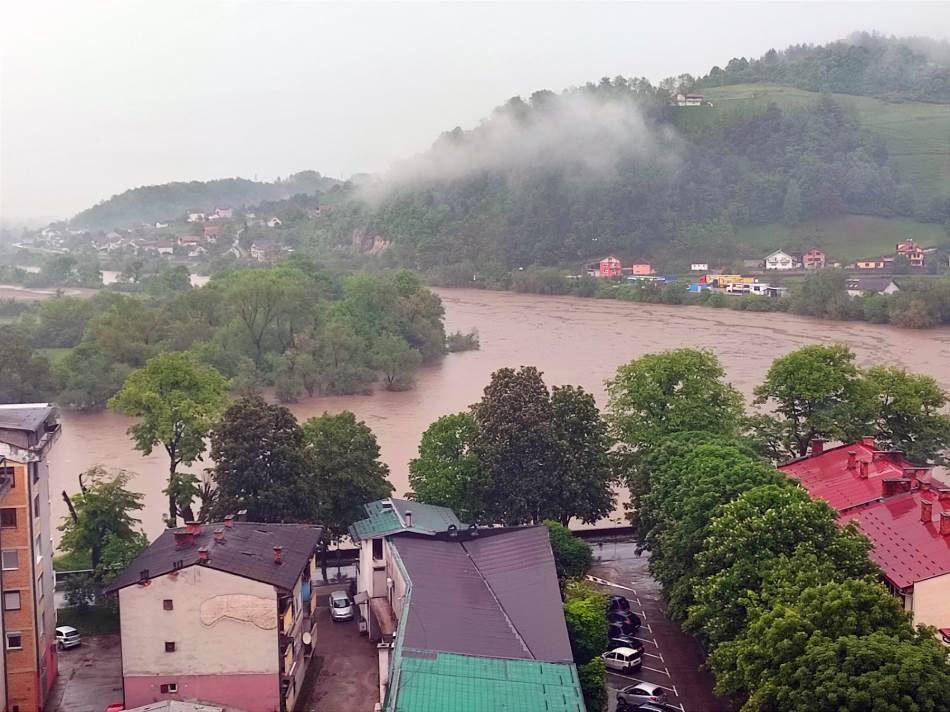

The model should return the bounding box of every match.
[120,566,278,677]
[911,572,950,640]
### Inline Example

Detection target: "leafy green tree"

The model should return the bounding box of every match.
[0,324,53,402]
[32,297,95,348]
[752,344,870,458]
[313,321,377,395]
[109,352,230,526]
[864,366,950,463]
[59,466,145,575]
[563,579,608,665]
[209,396,310,522]
[543,520,592,580]
[55,341,132,408]
[372,334,422,391]
[577,657,607,712]
[607,349,744,452]
[84,297,169,368]
[301,411,394,576]
[408,413,485,521]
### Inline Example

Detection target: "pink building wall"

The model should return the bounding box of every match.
[124,672,280,712]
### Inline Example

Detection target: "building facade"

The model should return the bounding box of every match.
[0,404,61,712]
[802,247,826,270]
[764,250,797,270]
[896,239,925,268]
[598,256,622,278]
[107,521,322,712]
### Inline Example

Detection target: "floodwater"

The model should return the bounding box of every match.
[48,289,950,541]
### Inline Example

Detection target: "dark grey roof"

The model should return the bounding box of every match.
[0,404,57,450]
[846,277,898,293]
[106,521,322,593]
[391,526,573,663]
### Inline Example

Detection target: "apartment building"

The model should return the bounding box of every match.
[106,520,323,712]
[0,404,61,712]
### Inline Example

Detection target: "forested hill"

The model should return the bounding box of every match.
[694,33,950,103]
[71,170,341,229]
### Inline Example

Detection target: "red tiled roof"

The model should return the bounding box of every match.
[779,441,928,512]
[839,490,950,590]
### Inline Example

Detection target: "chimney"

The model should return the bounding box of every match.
[920,499,933,524]
[273,545,283,565]
[847,451,857,470]
[198,546,209,563]
[186,521,201,536]
[862,435,876,448]
[174,530,194,549]
[405,510,412,528]
[810,438,825,456]
[858,460,869,479]
[213,527,225,543]
[882,479,901,497]
[938,489,950,503]
[236,509,248,522]
[898,479,913,493]
[940,512,950,536]
[224,514,234,528]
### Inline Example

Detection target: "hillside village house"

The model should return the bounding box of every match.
[266,217,282,228]
[349,499,586,711]
[177,235,201,248]
[630,263,653,275]
[846,277,901,297]
[673,93,705,107]
[250,240,281,264]
[156,242,175,256]
[212,207,233,220]
[203,226,220,243]
[802,247,826,270]
[598,256,623,277]
[107,521,322,712]
[854,257,893,270]
[764,250,798,270]
[690,263,709,272]
[896,239,925,268]
[0,405,62,712]
[780,439,950,642]
[187,213,206,223]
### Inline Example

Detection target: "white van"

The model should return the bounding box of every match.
[601,646,642,673]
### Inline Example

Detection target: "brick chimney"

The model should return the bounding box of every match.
[186,521,201,536]
[920,499,933,523]
[882,479,902,497]
[273,545,283,565]
[198,546,209,563]
[862,435,876,448]
[213,527,225,543]
[939,489,950,503]
[847,451,857,470]
[174,530,194,549]
[858,460,869,479]
[941,512,950,537]
[810,438,825,456]
[224,514,234,528]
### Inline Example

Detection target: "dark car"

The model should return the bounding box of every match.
[607,635,644,653]
[608,610,642,631]
[608,595,631,612]
[617,682,669,710]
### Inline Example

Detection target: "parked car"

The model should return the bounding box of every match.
[329,590,354,621]
[55,626,81,650]
[617,682,669,710]
[601,647,642,673]
[608,595,631,612]
[608,610,641,632]
[608,635,644,653]
[629,704,679,712]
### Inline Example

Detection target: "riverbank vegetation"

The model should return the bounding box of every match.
[0,261,473,407]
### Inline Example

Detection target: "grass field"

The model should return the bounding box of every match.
[732,215,948,262]
[691,84,950,205]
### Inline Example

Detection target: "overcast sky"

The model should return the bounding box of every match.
[1,1,948,224]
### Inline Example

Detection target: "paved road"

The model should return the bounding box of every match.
[589,540,731,712]
[47,634,123,712]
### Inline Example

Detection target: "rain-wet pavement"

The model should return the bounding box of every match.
[589,539,731,712]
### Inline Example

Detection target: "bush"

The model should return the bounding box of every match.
[563,579,608,665]
[577,657,607,712]
[544,520,593,579]
[446,329,480,352]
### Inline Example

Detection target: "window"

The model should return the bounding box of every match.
[6,633,22,650]
[372,538,383,561]
[163,599,173,611]
[32,495,39,519]
[0,509,16,529]
[35,535,42,564]
[3,592,20,611]
[32,465,39,485]
[165,641,176,653]
[1,466,14,488]
[2,550,18,570]
[159,683,178,694]
[36,572,43,601]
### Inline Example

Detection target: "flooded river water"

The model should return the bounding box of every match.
[48,288,950,541]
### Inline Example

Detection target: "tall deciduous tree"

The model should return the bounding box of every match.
[753,344,870,458]
[863,366,950,464]
[372,334,422,391]
[209,396,310,522]
[408,413,485,522]
[109,352,230,526]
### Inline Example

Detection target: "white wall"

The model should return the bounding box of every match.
[912,572,950,641]
[119,566,278,676]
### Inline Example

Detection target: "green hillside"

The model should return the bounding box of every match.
[698,84,950,204]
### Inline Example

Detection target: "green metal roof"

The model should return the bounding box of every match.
[349,498,464,541]
[391,652,585,712]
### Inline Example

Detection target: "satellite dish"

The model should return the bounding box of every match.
[302,632,312,645]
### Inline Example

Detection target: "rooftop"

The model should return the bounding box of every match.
[839,488,950,590]
[106,521,322,593]
[0,404,59,454]
[350,498,464,540]
[779,439,930,512]
[846,277,898,292]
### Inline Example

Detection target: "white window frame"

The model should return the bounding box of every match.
[6,632,23,650]
[1,550,18,570]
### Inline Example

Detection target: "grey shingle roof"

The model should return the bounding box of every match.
[106,521,322,593]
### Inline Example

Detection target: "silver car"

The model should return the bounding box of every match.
[55,626,81,650]
[329,590,354,622]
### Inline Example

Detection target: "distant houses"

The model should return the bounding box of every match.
[250,240,282,263]
[846,277,900,297]
[764,250,798,270]
[690,262,709,272]
[673,93,707,107]
[895,239,925,268]
[802,247,826,270]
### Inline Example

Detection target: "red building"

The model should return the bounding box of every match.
[802,247,826,270]
[896,239,925,268]
[780,438,950,640]
[598,256,623,278]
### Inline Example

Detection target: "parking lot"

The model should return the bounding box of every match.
[47,634,123,712]
[588,539,730,712]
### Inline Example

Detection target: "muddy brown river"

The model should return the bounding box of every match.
[48,288,950,542]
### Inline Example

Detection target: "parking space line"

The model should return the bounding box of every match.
[632,635,658,645]
[642,664,671,677]
[606,673,681,701]
[644,652,664,660]
[587,574,635,592]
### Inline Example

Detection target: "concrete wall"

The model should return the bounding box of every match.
[912,572,950,641]
[120,566,279,711]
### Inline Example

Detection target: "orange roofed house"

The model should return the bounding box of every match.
[780,437,950,642]
[895,239,925,268]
